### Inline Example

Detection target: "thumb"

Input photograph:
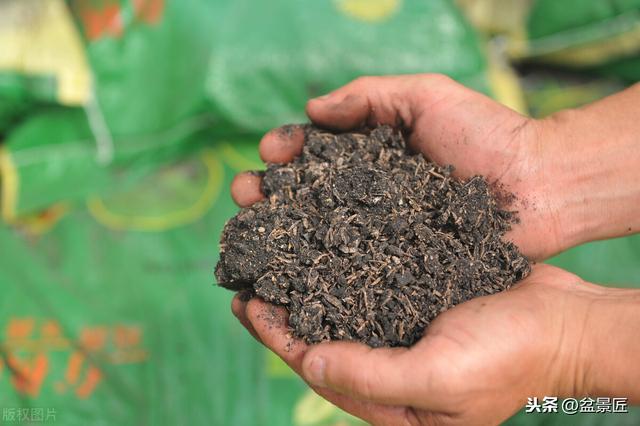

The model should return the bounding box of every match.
[305,74,526,179]
[306,93,371,131]
[301,341,428,407]
[306,74,453,131]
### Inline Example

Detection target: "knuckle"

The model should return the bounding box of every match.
[423,350,464,398]
[401,73,458,102]
[417,412,447,426]
[352,75,379,88]
[352,367,383,400]
[418,73,453,86]
[544,107,580,129]
[403,407,425,426]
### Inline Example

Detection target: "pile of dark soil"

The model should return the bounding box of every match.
[216,125,530,347]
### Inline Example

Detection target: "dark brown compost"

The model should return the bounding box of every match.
[216,125,530,347]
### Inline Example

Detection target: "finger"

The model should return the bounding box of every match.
[244,298,410,424]
[306,74,454,132]
[300,341,428,407]
[259,125,305,164]
[231,293,263,343]
[310,385,412,426]
[230,172,264,207]
[245,298,309,369]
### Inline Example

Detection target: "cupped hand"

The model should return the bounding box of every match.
[232,264,598,426]
[231,74,567,261]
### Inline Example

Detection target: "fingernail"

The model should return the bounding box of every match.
[305,356,326,386]
[313,93,333,102]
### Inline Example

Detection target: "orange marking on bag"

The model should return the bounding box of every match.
[6,318,35,339]
[75,367,103,399]
[133,0,165,24]
[65,352,85,385]
[114,325,141,348]
[40,320,62,339]
[8,354,49,397]
[80,327,108,352]
[74,0,123,41]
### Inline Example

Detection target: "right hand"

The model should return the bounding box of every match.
[232,263,640,426]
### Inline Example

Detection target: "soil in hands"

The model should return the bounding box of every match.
[216,125,531,347]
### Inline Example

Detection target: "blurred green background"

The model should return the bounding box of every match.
[0,0,639,425]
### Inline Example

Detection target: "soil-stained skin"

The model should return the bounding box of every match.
[216,125,530,347]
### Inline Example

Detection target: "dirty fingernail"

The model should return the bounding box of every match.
[305,356,326,387]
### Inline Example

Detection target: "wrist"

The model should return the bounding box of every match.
[535,90,640,251]
[549,282,640,402]
[580,286,640,402]
[535,109,594,252]
[516,112,590,258]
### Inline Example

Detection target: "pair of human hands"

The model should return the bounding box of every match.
[229,74,634,425]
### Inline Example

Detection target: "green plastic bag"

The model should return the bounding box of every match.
[205,0,489,133]
[1,0,490,221]
[522,0,640,67]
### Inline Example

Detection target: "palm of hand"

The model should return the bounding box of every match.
[233,264,583,425]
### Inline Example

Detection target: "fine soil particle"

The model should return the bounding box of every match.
[216,125,531,347]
